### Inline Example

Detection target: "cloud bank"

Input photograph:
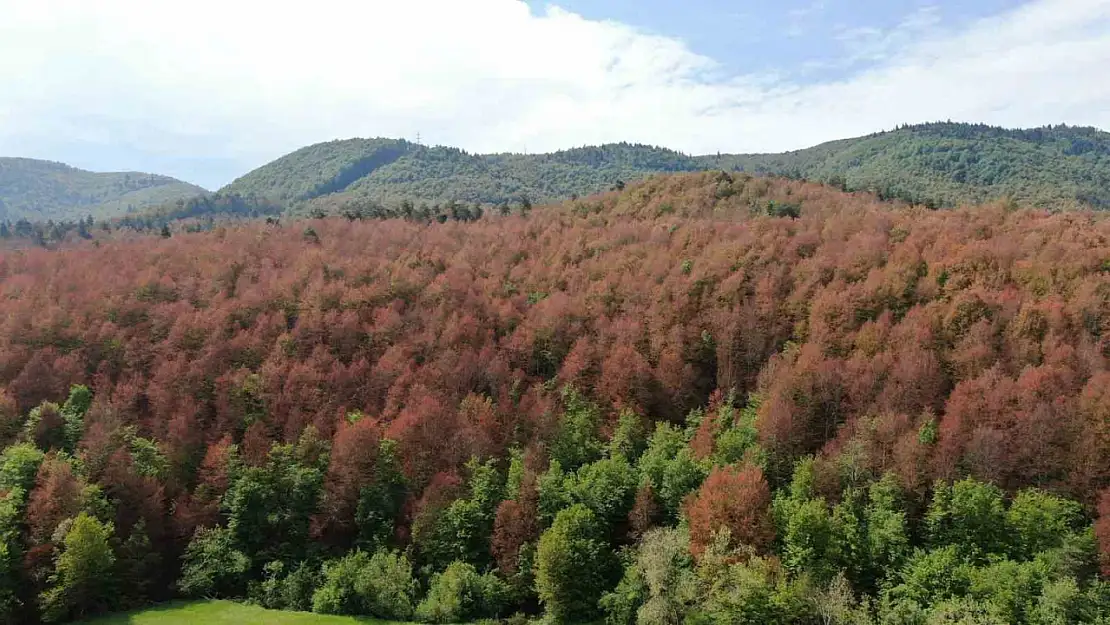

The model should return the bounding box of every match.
[1,0,1108,188]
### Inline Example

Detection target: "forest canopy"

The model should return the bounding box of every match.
[0,172,1108,623]
[217,123,1110,218]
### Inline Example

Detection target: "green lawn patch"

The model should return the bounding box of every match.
[76,600,405,625]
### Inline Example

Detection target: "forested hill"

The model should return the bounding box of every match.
[718,122,1110,209]
[220,123,1110,215]
[219,138,702,215]
[0,158,207,222]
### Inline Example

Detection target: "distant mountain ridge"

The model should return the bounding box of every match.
[220,122,1110,215]
[0,157,207,222]
[8,122,1110,225]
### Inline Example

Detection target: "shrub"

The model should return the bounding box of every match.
[415,560,510,623]
[312,549,415,619]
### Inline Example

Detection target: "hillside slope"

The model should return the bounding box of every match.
[715,122,1110,209]
[219,123,1110,215]
[221,139,700,214]
[0,157,207,221]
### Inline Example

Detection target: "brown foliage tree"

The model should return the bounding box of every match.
[685,463,774,558]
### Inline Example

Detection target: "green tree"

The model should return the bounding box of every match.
[537,460,575,528]
[550,387,603,471]
[775,494,838,584]
[885,545,973,610]
[128,437,169,480]
[861,474,911,591]
[926,479,1008,560]
[415,560,509,623]
[116,520,161,609]
[634,528,699,625]
[573,456,638,531]
[223,439,325,566]
[601,559,647,625]
[348,437,405,552]
[0,443,44,492]
[691,532,812,625]
[608,409,649,462]
[311,549,416,619]
[253,560,319,612]
[1006,489,1085,561]
[178,526,250,598]
[967,559,1047,624]
[535,504,617,623]
[39,513,117,623]
[637,423,707,522]
[413,458,504,572]
[0,489,24,623]
[60,385,92,451]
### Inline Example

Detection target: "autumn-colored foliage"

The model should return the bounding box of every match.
[3,171,1110,621]
[685,464,774,558]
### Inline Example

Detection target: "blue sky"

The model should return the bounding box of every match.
[529,0,1022,79]
[1,0,1108,189]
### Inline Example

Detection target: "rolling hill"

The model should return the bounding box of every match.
[220,122,1110,215]
[718,122,1110,209]
[0,157,207,222]
[220,138,703,215]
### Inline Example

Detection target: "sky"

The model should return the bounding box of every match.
[0,0,1108,190]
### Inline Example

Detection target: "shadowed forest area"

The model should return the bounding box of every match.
[0,172,1108,624]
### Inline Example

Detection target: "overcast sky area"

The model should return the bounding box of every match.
[1,0,1109,189]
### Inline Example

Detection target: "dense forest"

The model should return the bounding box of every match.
[723,123,1110,210]
[0,172,1108,624]
[0,159,206,222]
[220,139,702,216]
[218,123,1110,218]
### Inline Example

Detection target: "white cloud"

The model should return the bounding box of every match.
[0,0,1108,188]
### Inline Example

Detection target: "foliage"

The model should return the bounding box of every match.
[686,464,775,558]
[637,423,707,523]
[617,527,698,625]
[223,438,326,566]
[411,458,503,573]
[178,527,250,599]
[1,171,1110,622]
[926,478,1009,560]
[535,504,617,623]
[1007,489,1086,560]
[40,512,117,622]
[310,549,416,620]
[414,560,509,623]
[549,387,603,471]
[0,442,44,492]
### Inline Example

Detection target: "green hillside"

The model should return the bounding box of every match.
[713,122,1110,209]
[221,139,700,215]
[219,123,1110,215]
[0,157,207,221]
